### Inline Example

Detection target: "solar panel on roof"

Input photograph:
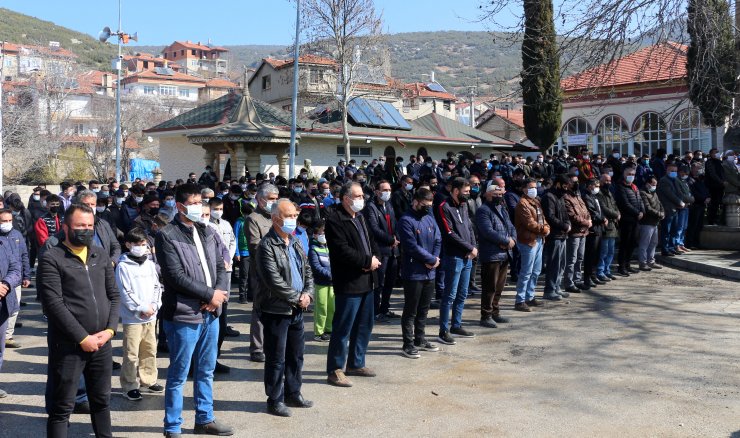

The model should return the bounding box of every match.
[347,97,412,131]
[154,67,175,76]
[427,82,447,93]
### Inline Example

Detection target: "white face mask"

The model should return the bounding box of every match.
[211,210,223,220]
[591,187,600,195]
[95,206,106,213]
[316,234,327,244]
[129,245,149,257]
[0,223,13,233]
[351,199,365,212]
[264,200,276,212]
[134,196,144,204]
[526,188,538,199]
[405,183,414,191]
[33,195,41,201]
[323,189,331,196]
[183,204,202,223]
[116,197,125,205]
[379,192,391,202]
[613,153,621,159]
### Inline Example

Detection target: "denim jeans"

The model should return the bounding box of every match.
[326,291,374,373]
[596,237,616,277]
[163,313,219,434]
[563,236,585,289]
[439,255,472,332]
[516,239,543,303]
[675,208,689,246]
[661,211,678,252]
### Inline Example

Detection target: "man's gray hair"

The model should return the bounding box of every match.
[339,182,361,200]
[258,183,279,200]
[270,198,294,218]
[75,190,97,203]
[201,188,215,197]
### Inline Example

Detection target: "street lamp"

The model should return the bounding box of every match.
[288,0,301,179]
[99,0,136,183]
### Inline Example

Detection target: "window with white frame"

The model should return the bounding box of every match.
[179,88,190,98]
[159,85,177,96]
[597,115,629,156]
[73,123,84,135]
[560,117,592,151]
[337,146,372,157]
[632,112,666,157]
[670,108,711,155]
[143,85,157,95]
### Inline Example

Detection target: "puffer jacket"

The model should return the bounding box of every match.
[640,189,665,225]
[155,216,228,324]
[563,191,591,237]
[581,190,605,236]
[398,209,441,281]
[475,200,516,263]
[615,182,645,222]
[0,242,21,324]
[596,188,619,238]
[657,176,685,214]
[0,228,31,281]
[256,228,314,315]
[308,240,332,286]
[541,188,571,240]
[515,196,550,246]
[436,196,476,258]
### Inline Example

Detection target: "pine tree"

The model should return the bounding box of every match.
[521,0,562,152]
[687,0,736,146]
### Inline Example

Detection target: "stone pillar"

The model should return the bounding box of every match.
[627,137,634,156]
[232,145,248,180]
[724,194,740,227]
[277,152,289,178]
[245,145,263,178]
[152,167,162,184]
[665,131,673,155]
[203,147,217,169]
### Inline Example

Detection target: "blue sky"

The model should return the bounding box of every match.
[2,0,502,46]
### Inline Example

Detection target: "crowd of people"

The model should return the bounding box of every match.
[0,146,739,437]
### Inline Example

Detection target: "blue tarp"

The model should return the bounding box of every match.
[129,159,160,181]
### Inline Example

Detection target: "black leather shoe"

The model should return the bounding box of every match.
[565,286,582,293]
[492,315,510,323]
[543,293,562,301]
[163,432,182,438]
[267,401,293,417]
[250,352,265,363]
[480,317,497,328]
[616,270,630,277]
[627,267,640,274]
[193,420,234,435]
[214,362,230,374]
[224,326,240,337]
[580,282,592,291]
[607,274,618,280]
[591,276,605,285]
[285,394,314,408]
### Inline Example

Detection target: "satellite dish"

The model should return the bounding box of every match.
[130,32,138,42]
[99,26,112,43]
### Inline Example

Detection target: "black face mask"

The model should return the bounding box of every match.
[417,205,432,216]
[459,194,470,202]
[69,228,94,247]
[148,207,160,216]
[49,206,60,214]
[310,188,319,197]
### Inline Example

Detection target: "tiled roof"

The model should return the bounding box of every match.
[476,108,524,129]
[74,70,114,94]
[124,52,167,63]
[561,42,687,92]
[1,42,77,58]
[205,78,239,89]
[403,82,456,100]
[167,40,228,52]
[122,69,207,85]
[263,55,338,70]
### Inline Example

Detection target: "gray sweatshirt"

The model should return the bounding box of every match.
[115,253,163,324]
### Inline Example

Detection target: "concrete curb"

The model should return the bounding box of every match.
[656,254,740,281]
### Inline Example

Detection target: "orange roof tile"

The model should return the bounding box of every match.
[205,78,239,88]
[1,41,77,58]
[403,82,456,100]
[168,41,228,52]
[122,69,207,85]
[561,42,687,92]
[263,55,338,70]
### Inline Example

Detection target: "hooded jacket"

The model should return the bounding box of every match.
[115,253,163,324]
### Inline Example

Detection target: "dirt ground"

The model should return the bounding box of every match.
[1,264,738,438]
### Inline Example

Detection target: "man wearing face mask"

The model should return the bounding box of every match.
[466,176,483,294]
[635,154,654,189]
[562,173,591,293]
[436,178,477,344]
[324,182,381,388]
[0,209,30,350]
[705,148,725,224]
[580,178,607,290]
[364,180,400,323]
[34,194,63,251]
[58,182,77,211]
[72,191,122,266]
[657,162,686,256]
[541,175,572,300]
[155,184,233,437]
[133,195,161,234]
[721,150,740,206]
[638,176,664,271]
[595,173,620,281]
[39,204,120,437]
[391,176,414,220]
[246,184,281,363]
[614,166,644,275]
[255,199,314,417]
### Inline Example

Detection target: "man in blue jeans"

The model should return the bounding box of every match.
[513,179,550,312]
[324,183,381,388]
[155,184,233,437]
[435,177,477,345]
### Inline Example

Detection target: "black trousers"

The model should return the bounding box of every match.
[707,188,724,225]
[401,279,434,346]
[238,255,251,301]
[686,204,706,247]
[618,221,638,269]
[374,254,398,315]
[46,339,112,438]
[583,234,602,279]
[261,310,304,403]
[217,301,229,357]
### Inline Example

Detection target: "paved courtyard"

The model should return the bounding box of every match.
[1,264,739,438]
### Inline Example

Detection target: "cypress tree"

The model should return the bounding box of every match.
[521,0,562,152]
[687,0,736,145]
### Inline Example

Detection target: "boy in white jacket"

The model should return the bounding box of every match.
[116,228,163,401]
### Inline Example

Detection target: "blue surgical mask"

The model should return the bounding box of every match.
[293,187,303,194]
[281,217,297,234]
[626,175,635,184]
[669,171,678,178]
[574,170,579,176]
[471,186,480,194]
[165,199,176,208]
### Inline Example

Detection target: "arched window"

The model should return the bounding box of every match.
[560,117,592,153]
[670,108,711,156]
[597,115,629,156]
[632,112,666,158]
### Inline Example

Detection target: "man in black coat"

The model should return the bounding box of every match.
[541,175,572,300]
[39,204,120,438]
[705,148,725,225]
[614,166,644,275]
[364,180,400,322]
[324,183,381,388]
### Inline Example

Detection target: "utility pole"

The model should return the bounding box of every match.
[115,0,122,182]
[288,0,301,180]
[0,41,4,193]
[467,86,477,127]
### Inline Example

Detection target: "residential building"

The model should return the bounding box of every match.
[124,52,181,73]
[558,42,719,156]
[121,67,205,103]
[397,82,456,120]
[0,41,78,80]
[160,40,228,79]
[476,108,526,143]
